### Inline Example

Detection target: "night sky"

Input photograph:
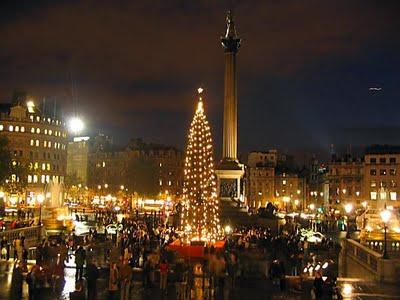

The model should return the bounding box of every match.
[0,1,399,161]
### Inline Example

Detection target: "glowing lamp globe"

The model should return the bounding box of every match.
[380,209,391,224]
[37,194,44,204]
[344,203,353,214]
[224,225,232,234]
[68,117,84,135]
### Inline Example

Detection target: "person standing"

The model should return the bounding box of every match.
[313,271,324,299]
[85,259,99,300]
[119,259,133,300]
[108,262,119,300]
[10,262,24,300]
[75,246,86,281]
[70,280,85,300]
[1,236,8,260]
[159,259,169,294]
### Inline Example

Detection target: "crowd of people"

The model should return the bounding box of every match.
[1,208,344,300]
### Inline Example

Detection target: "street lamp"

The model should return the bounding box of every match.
[344,203,353,238]
[283,196,290,212]
[294,199,300,211]
[37,194,44,225]
[68,116,84,135]
[380,207,391,259]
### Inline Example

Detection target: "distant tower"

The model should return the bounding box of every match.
[215,11,244,204]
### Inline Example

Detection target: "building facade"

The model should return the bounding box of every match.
[66,136,90,186]
[87,139,184,197]
[327,155,364,207]
[246,150,305,210]
[363,145,400,209]
[0,100,67,206]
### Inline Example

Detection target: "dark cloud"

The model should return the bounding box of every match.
[0,1,399,156]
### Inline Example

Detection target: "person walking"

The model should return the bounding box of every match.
[85,259,99,300]
[75,246,86,281]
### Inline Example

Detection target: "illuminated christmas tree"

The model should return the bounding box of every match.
[180,88,220,243]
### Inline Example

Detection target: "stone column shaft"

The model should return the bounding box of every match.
[223,51,237,160]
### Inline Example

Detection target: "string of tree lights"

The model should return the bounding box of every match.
[180,88,221,244]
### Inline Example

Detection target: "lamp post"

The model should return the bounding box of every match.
[344,203,353,238]
[37,194,44,225]
[380,207,391,259]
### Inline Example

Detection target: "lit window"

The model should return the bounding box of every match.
[30,115,34,121]
[41,175,45,183]
[159,180,163,186]
[46,175,50,183]
[15,126,19,132]
[390,192,397,201]
[30,140,34,146]
[36,116,40,122]
[21,126,25,132]
[33,175,38,183]
[282,180,287,185]
[44,129,48,135]
[43,141,47,147]
[380,169,387,176]
[31,127,35,133]
[8,125,13,132]
[35,140,39,147]
[370,192,377,200]
[34,162,38,170]
[47,163,50,171]
[36,128,40,134]
[42,163,46,170]
[168,181,172,186]
[102,161,106,167]
[48,141,51,148]
[380,191,387,200]
[49,130,52,135]
[0,124,3,131]
[28,175,32,183]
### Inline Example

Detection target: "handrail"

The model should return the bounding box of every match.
[347,238,381,257]
[0,226,42,241]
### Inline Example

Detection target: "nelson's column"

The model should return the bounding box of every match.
[215,11,245,210]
